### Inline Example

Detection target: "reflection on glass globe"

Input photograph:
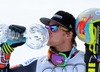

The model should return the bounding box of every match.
[26,24,49,49]
[0,24,8,44]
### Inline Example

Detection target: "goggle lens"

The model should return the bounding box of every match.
[45,25,58,32]
[51,53,65,66]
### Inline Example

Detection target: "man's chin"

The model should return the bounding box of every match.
[47,42,52,46]
[47,43,50,46]
[47,41,54,46]
[47,43,54,47]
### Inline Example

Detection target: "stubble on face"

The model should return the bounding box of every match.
[47,30,67,47]
[47,21,67,47]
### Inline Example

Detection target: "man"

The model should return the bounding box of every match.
[10,11,85,72]
[36,10,85,72]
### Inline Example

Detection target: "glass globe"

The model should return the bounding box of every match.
[26,24,49,49]
[0,24,8,44]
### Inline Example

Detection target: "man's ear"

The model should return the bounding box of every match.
[66,31,73,39]
[66,31,73,38]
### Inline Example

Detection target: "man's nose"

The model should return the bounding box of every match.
[48,28,52,34]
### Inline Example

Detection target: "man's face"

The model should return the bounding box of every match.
[46,21,68,47]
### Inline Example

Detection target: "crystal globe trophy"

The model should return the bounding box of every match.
[26,24,49,49]
[0,24,8,44]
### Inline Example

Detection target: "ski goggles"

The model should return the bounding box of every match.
[48,50,67,67]
[48,47,78,67]
[45,25,68,32]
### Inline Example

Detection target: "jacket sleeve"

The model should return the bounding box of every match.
[10,60,37,72]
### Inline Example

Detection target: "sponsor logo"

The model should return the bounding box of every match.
[53,14,62,19]
[23,57,38,66]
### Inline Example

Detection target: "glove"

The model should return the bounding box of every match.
[1,24,26,54]
[1,37,26,54]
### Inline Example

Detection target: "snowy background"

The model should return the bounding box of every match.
[0,0,99,67]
